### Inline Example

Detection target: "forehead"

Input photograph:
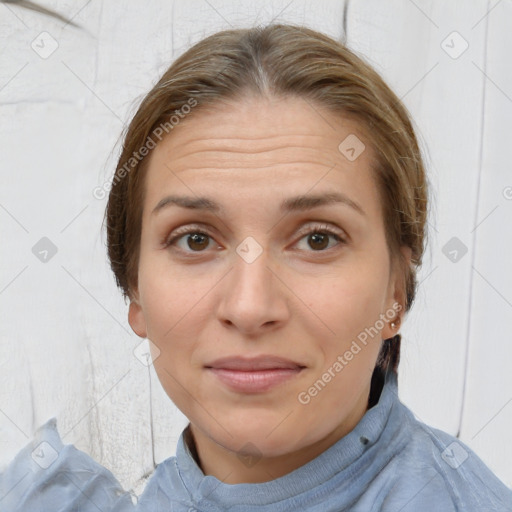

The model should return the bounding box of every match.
[142,95,381,220]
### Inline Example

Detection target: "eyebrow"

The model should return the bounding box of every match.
[151,192,366,216]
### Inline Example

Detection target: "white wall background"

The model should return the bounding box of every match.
[1,0,511,496]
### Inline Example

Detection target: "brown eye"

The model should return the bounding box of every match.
[165,229,215,253]
[295,224,346,252]
[307,232,330,251]
[186,233,210,251]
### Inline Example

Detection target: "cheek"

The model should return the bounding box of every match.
[139,266,208,408]
[137,254,211,336]
[296,259,389,342]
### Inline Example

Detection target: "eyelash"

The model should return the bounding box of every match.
[163,223,347,257]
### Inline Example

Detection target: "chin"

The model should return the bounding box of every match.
[198,408,315,457]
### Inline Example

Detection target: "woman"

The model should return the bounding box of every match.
[1,23,511,512]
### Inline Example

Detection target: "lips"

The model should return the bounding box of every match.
[205,356,306,393]
[205,355,305,371]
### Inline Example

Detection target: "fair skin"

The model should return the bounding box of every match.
[128,94,411,484]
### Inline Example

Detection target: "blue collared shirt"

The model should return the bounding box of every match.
[1,371,511,511]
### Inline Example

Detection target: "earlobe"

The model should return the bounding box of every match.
[382,245,412,339]
[128,299,147,338]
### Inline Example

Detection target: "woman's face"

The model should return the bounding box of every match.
[128,95,410,479]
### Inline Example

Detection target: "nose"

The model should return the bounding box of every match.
[215,241,290,337]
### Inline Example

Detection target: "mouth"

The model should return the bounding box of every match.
[205,355,305,371]
[205,356,306,393]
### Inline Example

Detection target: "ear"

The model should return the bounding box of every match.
[128,293,147,338]
[381,245,412,340]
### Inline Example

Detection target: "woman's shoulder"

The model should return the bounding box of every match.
[386,400,512,511]
[0,417,136,512]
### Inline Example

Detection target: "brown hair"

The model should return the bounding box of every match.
[104,23,429,383]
